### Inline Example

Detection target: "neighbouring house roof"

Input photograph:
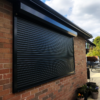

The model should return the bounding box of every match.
[86,40,96,47]
[8,0,93,39]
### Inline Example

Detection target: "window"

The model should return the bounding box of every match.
[13,17,75,93]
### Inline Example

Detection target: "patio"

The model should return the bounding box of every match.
[87,68,100,100]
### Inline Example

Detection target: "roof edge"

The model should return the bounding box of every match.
[8,0,93,39]
[86,40,96,46]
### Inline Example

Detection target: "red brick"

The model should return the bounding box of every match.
[31,88,39,95]
[9,88,12,93]
[3,94,15,100]
[9,78,12,83]
[0,43,3,48]
[3,73,12,79]
[39,86,44,91]
[0,75,2,80]
[9,69,12,73]
[0,32,3,37]
[4,14,12,20]
[0,7,11,15]
[0,38,11,43]
[0,89,9,96]
[0,53,4,58]
[3,43,12,48]
[3,83,12,90]
[26,95,35,100]
[4,4,12,11]
[0,12,3,17]
[0,18,10,24]
[3,32,13,39]
[0,48,10,53]
[46,98,51,100]
[21,91,30,98]
[0,64,3,69]
[10,20,12,25]
[4,63,12,68]
[0,69,9,74]
[0,79,9,85]
[0,22,4,27]
[0,28,11,33]
[0,86,3,91]
[45,84,50,89]
[3,24,12,29]
[0,59,10,63]
[0,97,2,100]
[10,95,21,100]
[4,54,12,59]
[39,93,46,99]
[4,58,11,62]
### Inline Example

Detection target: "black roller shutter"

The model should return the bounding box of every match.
[13,17,75,93]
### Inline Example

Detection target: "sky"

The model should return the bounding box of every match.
[40,0,100,41]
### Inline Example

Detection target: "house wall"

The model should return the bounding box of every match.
[0,0,87,100]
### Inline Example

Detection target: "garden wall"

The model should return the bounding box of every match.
[0,0,87,100]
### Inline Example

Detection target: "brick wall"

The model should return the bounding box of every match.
[0,0,87,100]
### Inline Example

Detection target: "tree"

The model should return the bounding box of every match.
[93,36,100,48]
[86,36,100,57]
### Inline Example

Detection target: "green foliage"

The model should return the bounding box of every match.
[86,36,100,57]
[93,36,100,47]
[77,85,88,94]
[91,84,99,92]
